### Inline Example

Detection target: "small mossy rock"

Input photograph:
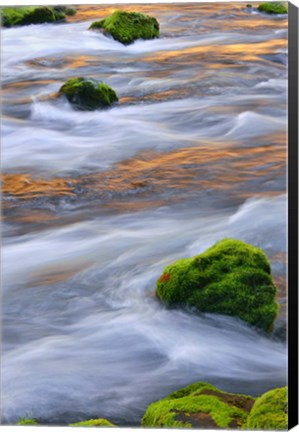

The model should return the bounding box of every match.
[17,418,38,425]
[156,238,278,331]
[69,418,116,427]
[142,381,255,428]
[1,6,64,27]
[89,10,159,45]
[257,2,288,14]
[245,387,287,430]
[59,77,118,111]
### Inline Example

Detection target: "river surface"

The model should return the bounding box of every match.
[1,3,288,426]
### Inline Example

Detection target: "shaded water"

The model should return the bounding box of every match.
[1,3,287,426]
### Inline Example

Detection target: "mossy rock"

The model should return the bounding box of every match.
[69,418,116,427]
[16,418,38,425]
[245,387,287,430]
[257,2,288,14]
[89,10,159,45]
[59,77,118,111]
[1,6,67,27]
[156,238,278,331]
[142,381,255,428]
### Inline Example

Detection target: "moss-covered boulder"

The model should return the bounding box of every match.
[257,2,288,14]
[156,238,278,331]
[69,418,116,427]
[245,387,287,430]
[142,382,255,428]
[1,6,74,27]
[16,418,38,425]
[89,11,159,45]
[59,77,118,111]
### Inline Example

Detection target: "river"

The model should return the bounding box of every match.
[1,2,287,426]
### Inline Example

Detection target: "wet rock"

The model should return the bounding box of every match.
[156,238,278,331]
[59,77,118,111]
[89,11,159,45]
[141,381,255,428]
[245,387,287,429]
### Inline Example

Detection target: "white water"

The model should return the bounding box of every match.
[1,3,288,425]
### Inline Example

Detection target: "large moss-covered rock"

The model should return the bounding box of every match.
[59,77,118,111]
[245,387,287,430]
[89,11,159,45]
[69,418,116,427]
[156,238,278,331]
[1,6,75,27]
[257,2,288,14]
[142,382,255,428]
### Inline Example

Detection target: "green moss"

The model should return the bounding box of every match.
[257,2,288,14]
[17,418,38,425]
[1,6,66,27]
[142,381,255,428]
[245,387,287,430]
[59,77,118,111]
[89,10,159,45]
[156,238,278,331]
[69,418,116,427]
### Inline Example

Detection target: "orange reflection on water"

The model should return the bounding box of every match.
[1,174,78,199]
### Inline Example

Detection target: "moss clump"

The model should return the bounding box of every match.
[156,238,278,331]
[17,418,38,425]
[1,6,69,27]
[89,10,159,45]
[245,387,287,430]
[142,381,255,428]
[59,77,118,111]
[257,2,288,14]
[69,418,116,427]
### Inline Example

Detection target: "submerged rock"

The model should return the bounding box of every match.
[69,418,116,427]
[1,6,76,27]
[257,2,288,14]
[59,77,118,111]
[142,381,255,428]
[245,387,287,430]
[53,6,77,17]
[89,11,159,45]
[156,238,278,331]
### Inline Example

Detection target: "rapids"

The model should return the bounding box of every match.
[1,2,287,425]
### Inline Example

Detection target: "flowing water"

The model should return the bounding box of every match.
[1,3,288,426]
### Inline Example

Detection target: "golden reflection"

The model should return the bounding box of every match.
[2,139,286,205]
[1,174,78,199]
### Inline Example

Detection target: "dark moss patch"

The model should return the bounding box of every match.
[59,77,118,111]
[69,418,116,427]
[156,238,278,331]
[141,381,255,428]
[53,6,77,16]
[245,387,287,430]
[1,6,74,27]
[17,418,38,425]
[89,11,159,45]
[257,2,288,14]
